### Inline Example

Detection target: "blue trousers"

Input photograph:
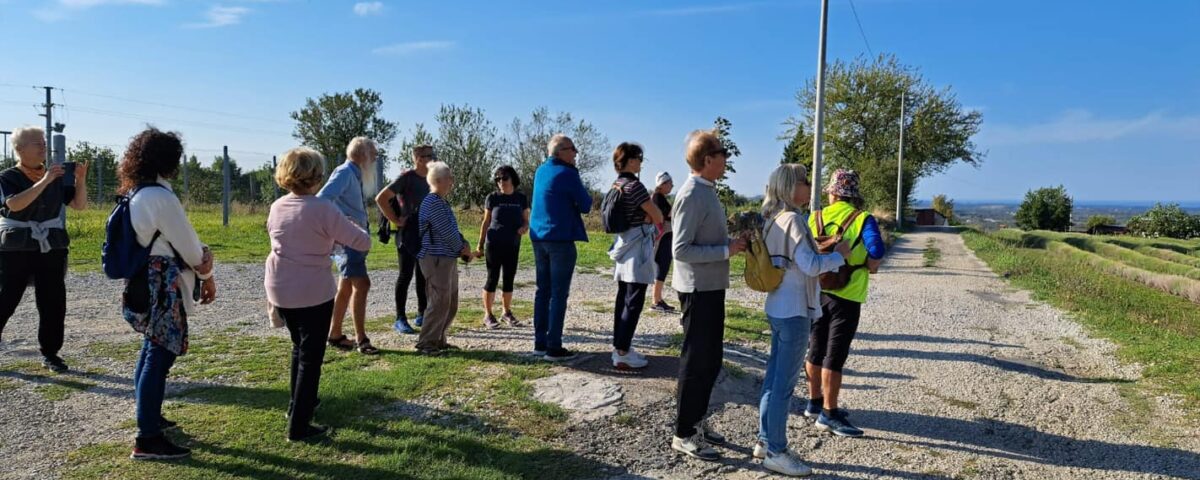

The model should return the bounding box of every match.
[532,241,576,351]
[757,314,810,454]
[134,338,177,438]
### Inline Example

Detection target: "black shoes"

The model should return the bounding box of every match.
[287,424,331,442]
[42,355,68,373]
[130,435,191,461]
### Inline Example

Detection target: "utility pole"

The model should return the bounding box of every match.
[272,155,279,199]
[39,87,53,165]
[809,0,830,210]
[896,94,905,230]
[182,151,189,203]
[0,131,10,168]
[222,146,231,227]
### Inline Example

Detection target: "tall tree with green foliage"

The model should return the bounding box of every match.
[290,88,398,171]
[711,117,741,207]
[394,123,436,172]
[1015,185,1073,231]
[67,142,118,201]
[931,194,955,221]
[784,54,983,213]
[1126,203,1200,239]
[506,107,609,196]
[433,104,502,209]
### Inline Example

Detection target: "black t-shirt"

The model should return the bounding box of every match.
[652,192,671,223]
[386,170,430,252]
[485,191,529,246]
[0,168,74,252]
[615,173,651,228]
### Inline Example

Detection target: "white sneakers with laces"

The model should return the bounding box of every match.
[762,449,813,477]
[612,348,648,369]
[670,432,719,461]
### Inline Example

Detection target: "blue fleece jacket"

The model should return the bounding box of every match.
[529,157,593,242]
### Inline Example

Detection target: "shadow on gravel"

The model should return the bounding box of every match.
[842,368,916,381]
[855,333,1020,349]
[807,461,956,480]
[857,409,1200,478]
[855,348,1094,383]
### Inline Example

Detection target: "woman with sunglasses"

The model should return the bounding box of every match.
[474,165,529,329]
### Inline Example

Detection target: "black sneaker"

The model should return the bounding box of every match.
[42,355,68,373]
[651,301,678,313]
[543,348,577,362]
[287,424,331,442]
[130,435,191,460]
[159,417,178,430]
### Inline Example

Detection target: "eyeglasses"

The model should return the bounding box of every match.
[709,147,730,158]
[494,176,510,183]
[560,146,578,153]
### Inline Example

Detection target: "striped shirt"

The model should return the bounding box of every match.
[417,193,466,258]
[615,173,651,227]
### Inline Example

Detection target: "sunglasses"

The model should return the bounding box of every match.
[494,176,510,182]
[709,147,731,158]
[560,146,578,153]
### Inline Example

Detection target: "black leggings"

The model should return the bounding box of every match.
[0,250,67,357]
[654,232,673,282]
[806,293,862,372]
[484,243,519,293]
[278,300,333,438]
[396,248,427,318]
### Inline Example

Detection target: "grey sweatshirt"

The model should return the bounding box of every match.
[671,175,731,293]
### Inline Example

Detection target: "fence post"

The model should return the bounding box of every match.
[222,146,230,227]
[272,155,280,199]
[95,154,103,203]
[182,151,189,205]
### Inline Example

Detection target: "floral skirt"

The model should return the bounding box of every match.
[122,256,189,356]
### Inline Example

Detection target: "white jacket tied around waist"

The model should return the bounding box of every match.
[609,224,657,285]
[0,210,65,253]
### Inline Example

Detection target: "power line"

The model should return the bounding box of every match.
[65,104,292,137]
[846,0,874,56]
[65,88,293,126]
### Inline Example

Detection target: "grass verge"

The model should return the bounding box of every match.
[923,238,942,268]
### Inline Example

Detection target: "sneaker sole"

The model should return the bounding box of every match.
[763,464,813,477]
[543,355,577,362]
[814,422,864,438]
[671,444,719,461]
[613,361,648,370]
[130,452,190,461]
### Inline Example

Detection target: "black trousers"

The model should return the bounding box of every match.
[396,247,427,318]
[483,243,520,293]
[280,300,334,437]
[0,250,67,358]
[674,289,726,438]
[612,281,648,351]
[654,232,673,283]
[806,293,862,372]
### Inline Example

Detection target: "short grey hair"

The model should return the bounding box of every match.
[426,161,452,187]
[761,163,809,219]
[346,136,377,161]
[547,134,574,157]
[11,126,45,151]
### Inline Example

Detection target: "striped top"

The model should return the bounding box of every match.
[417,192,466,258]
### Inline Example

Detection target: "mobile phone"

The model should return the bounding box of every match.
[62,162,77,187]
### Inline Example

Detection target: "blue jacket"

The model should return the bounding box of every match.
[529,157,592,242]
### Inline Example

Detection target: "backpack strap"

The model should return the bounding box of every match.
[815,209,827,236]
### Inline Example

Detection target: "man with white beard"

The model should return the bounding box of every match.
[318,136,381,355]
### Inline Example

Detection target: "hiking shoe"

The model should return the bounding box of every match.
[543,348,577,362]
[483,313,500,330]
[815,409,864,438]
[531,349,547,357]
[696,420,726,445]
[651,301,677,313]
[159,417,178,431]
[671,433,719,461]
[42,355,68,373]
[287,424,331,442]
[502,312,523,327]
[130,435,191,460]
[763,449,813,477]
[413,316,424,328]
[803,399,822,419]
[752,440,767,459]
[612,349,648,370]
[393,317,416,335]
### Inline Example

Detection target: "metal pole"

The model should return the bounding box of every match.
[272,155,279,199]
[96,155,103,202]
[0,131,9,166]
[222,146,230,227]
[182,151,189,203]
[809,0,830,210]
[896,95,905,229]
[42,87,53,166]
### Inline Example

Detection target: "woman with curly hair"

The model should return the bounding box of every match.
[119,127,216,461]
[0,126,88,373]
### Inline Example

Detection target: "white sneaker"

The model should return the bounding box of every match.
[671,433,719,461]
[612,349,649,370]
[626,347,648,361]
[763,449,813,477]
[752,441,767,459]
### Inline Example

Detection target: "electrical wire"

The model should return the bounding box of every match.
[847,0,874,56]
[65,88,292,126]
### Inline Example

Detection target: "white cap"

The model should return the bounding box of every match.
[655,171,672,187]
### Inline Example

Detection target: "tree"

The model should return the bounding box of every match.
[290,88,398,171]
[712,117,741,207]
[1015,185,1073,231]
[505,107,609,196]
[394,123,437,172]
[1125,203,1200,239]
[67,142,118,201]
[433,104,502,209]
[931,194,955,221]
[784,54,984,213]
[1085,215,1117,234]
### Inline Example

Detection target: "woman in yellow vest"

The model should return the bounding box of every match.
[804,169,886,438]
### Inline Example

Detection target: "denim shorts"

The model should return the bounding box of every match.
[337,247,369,278]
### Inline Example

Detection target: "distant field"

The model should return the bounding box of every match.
[62,205,746,275]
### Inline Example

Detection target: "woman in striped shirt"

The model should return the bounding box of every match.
[415,162,476,355]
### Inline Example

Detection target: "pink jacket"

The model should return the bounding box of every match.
[264,194,370,308]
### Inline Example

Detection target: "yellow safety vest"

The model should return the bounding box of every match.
[809,201,871,303]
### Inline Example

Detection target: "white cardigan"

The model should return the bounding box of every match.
[763,210,844,319]
[129,177,207,315]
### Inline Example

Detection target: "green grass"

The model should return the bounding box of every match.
[923,237,942,268]
[963,229,1200,412]
[0,361,98,401]
[65,333,601,480]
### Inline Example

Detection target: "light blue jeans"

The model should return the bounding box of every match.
[757,314,810,454]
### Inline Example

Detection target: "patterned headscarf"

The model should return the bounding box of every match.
[824,168,862,199]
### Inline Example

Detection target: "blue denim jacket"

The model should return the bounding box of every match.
[317,161,368,228]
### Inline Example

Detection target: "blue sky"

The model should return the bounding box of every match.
[1,0,1197,203]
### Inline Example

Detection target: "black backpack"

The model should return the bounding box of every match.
[601,178,631,234]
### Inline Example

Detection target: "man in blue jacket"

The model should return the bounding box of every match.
[529,134,593,361]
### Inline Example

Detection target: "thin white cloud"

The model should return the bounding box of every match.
[33,0,163,22]
[982,110,1200,146]
[185,5,251,29]
[353,1,384,16]
[372,41,455,56]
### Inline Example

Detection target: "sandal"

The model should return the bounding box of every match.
[356,338,380,355]
[327,335,354,351]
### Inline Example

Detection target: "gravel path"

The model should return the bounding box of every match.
[1,229,1198,479]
